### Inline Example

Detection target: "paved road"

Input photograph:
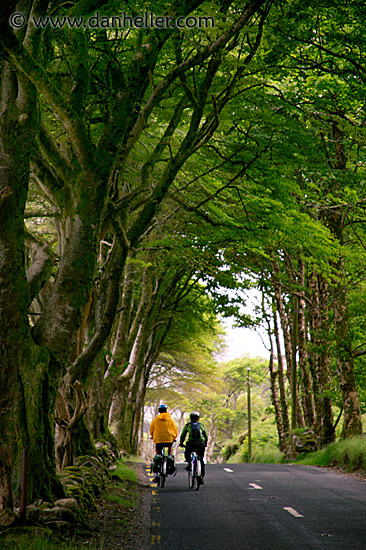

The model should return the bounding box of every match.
[146,462,366,549]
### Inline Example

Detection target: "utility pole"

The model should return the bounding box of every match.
[247,367,252,462]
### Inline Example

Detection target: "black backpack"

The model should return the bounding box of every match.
[190,421,202,440]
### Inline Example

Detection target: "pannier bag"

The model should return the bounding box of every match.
[152,454,163,473]
[167,455,176,474]
[152,453,176,474]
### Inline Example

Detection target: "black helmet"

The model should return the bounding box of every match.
[158,404,167,412]
[190,411,200,421]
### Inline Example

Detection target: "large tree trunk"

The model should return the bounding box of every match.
[206,414,217,463]
[263,298,287,450]
[0,61,64,512]
[268,352,286,450]
[110,262,158,453]
[105,255,143,430]
[118,323,150,454]
[308,274,335,446]
[332,258,362,438]
[325,123,362,438]
[272,262,293,379]
[272,308,290,438]
[272,261,304,428]
[55,381,88,471]
[131,370,149,454]
[297,262,316,427]
[87,355,109,441]
[61,242,127,464]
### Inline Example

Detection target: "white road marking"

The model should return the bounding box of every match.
[249,483,263,490]
[223,468,234,472]
[283,507,304,518]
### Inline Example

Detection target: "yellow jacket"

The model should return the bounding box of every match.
[150,412,178,444]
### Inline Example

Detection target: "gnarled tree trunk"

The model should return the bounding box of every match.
[308,274,335,446]
[332,257,362,438]
[326,122,362,438]
[0,61,64,510]
[297,262,315,427]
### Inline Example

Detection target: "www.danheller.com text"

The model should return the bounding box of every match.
[9,11,216,30]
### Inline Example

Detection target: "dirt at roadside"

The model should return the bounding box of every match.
[81,463,152,550]
[323,465,366,481]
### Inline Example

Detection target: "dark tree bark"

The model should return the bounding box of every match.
[272,308,290,440]
[0,60,64,510]
[331,256,362,438]
[308,274,335,446]
[55,381,88,471]
[271,258,304,429]
[326,123,362,438]
[297,260,316,427]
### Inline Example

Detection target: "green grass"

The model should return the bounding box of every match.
[113,460,138,483]
[228,434,366,472]
[105,484,138,509]
[0,532,98,550]
[250,444,284,464]
[106,491,137,507]
[224,441,284,464]
[103,460,139,514]
[297,436,366,471]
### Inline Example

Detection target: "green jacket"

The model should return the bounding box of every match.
[180,421,208,445]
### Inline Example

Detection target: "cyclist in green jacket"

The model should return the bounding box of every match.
[179,412,208,478]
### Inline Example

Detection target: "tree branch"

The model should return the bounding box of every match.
[0,28,94,170]
[114,0,269,168]
[25,231,56,303]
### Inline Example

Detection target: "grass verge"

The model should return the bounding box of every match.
[296,436,366,472]
[0,528,97,550]
[227,436,366,473]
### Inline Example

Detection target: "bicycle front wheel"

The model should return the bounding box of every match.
[188,470,194,489]
[193,474,200,491]
[188,461,196,489]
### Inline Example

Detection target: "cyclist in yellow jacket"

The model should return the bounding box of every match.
[149,404,178,455]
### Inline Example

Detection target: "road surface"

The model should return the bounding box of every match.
[146,462,366,549]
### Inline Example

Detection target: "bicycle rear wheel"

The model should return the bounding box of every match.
[188,460,196,489]
[195,459,203,489]
[192,461,200,490]
[160,474,166,487]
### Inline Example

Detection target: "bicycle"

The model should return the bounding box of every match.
[151,446,176,487]
[187,449,204,491]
